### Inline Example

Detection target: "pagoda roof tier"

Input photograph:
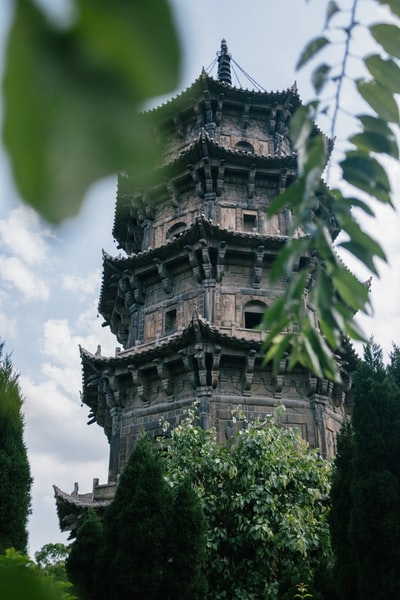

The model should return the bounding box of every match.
[80,310,356,439]
[144,70,302,121]
[113,130,299,247]
[53,484,113,537]
[100,214,291,318]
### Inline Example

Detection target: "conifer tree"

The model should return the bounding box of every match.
[66,508,104,600]
[94,436,207,600]
[164,478,208,600]
[328,419,356,600]
[0,341,32,553]
[330,341,400,599]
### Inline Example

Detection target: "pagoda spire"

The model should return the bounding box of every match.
[217,39,232,85]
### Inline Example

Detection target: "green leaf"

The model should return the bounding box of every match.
[364,55,400,94]
[289,104,316,150]
[330,267,370,312]
[349,131,399,159]
[296,36,330,70]
[2,0,180,223]
[269,238,310,283]
[266,180,305,217]
[340,152,392,204]
[376,0,400,18]
[337,216,386,274]
[325,1,340,26]
[356,79,399,124]
[370,23,400,59]
[354,115,399,158]
[329,188,376,218]
[311,63,331,94]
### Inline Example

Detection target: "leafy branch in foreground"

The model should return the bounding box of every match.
[2,0,180,223]
[262,0,399,381]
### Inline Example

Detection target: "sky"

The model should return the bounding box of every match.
[0,0,399,556]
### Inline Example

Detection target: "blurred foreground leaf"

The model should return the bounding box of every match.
[2,0,181,223]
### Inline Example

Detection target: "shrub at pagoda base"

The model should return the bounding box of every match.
[160,407,334,600]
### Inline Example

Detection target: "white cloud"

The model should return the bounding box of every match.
[61,269,101,298]
[0,206,53,266]
[0,255,50,301]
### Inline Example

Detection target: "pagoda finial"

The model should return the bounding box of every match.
[217,39,232,85]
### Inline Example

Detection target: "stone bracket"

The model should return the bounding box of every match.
[216,241,227,282]
[153,358,173,396]
[194,343,207,387]
[178,349,196,388]
[128,364,150,403]
[248,164,256,199]
[185,245,202,283]
[199,239,212,280]
[211,345,222,388]
[241,101,250,130]
[215,93,224,125]
[188,164,204,198]
[166,178,179,208]
[153,258,173,295]
[253,245,265,287]
[216,159,225,196]
[244,349,257,395]
[273,357,287,398]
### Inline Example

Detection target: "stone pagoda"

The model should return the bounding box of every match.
[54,41,355,534]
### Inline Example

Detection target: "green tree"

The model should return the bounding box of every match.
[35,543,70,584]
[329,341,400,599]
[164,478,208,600]
[161,408,333,600]
[328,420,356,600]
[66,509,104,600]
[91,436,206,600]
[0,341,32,554]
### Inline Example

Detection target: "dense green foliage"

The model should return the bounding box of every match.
[329,341,400,599]
[68,437,207,600]
[2,0,180,223]
[0,341,32,554]
[262,0,400,380]
[161,408,333,600]
[35,543,70,584]
[66,509,104,600]
[0,547,76,600]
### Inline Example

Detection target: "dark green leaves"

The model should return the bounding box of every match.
[340,152,392,204]
[325,1,340,27]
[356,80,399,124]
[2,0,180,223]
[312,63,331,94]
[364,55,400,94]
[263,4,399,382]
[296,36,330,70]
[370,24,400,59]
[376,0,400,19]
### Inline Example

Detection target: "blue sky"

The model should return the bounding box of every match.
[1,0,399,556]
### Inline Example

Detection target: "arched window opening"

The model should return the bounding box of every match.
[235,141,254,155]
[166,222,187,240]
[244,300,266,329]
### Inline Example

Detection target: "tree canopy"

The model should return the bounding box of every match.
[329,340,400,599]
[67,436,207,600]
[0,341,32,554]
[161,408,334,599]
